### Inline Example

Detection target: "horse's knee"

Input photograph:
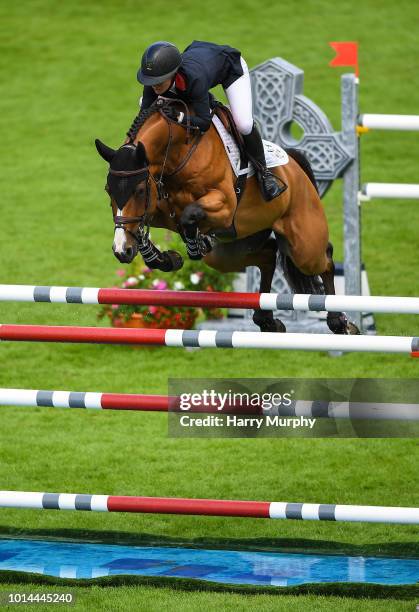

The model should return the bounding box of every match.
[213,207,235,230]
[180,203,207,228]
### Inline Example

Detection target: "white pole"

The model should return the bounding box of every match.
[362,183,419,200]
[1,490,419,524]
[359,114,419,131]
[225,332,414,353]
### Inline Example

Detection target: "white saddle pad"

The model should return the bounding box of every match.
[212,114,289,177]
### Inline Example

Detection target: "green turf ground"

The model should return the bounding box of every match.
[1,0,419,609]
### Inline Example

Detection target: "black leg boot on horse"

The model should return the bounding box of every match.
[320,242,360,335]
[251,236,287,333]
[180,203,213,261]
[243,123,287,202]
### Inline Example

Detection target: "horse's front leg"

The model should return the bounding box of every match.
[180,190,232,261]
[180,203,213,260]
[136,226,183,272]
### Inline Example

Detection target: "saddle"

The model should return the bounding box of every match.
[210,101,249,240]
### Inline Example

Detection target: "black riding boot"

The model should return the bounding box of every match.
[242,123,287,201]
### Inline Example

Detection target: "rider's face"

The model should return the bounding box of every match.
[152,77,173,95]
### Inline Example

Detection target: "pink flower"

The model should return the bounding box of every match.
[111,304,119,310]
[116,269,125,277]
[126,276,138,286]
[154,280,168,290]
[143,267,152,274]
[149,306,157,314]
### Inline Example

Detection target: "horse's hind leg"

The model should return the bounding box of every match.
[320,243,360,335]
[251,238,286,333]
[203,232,286,333]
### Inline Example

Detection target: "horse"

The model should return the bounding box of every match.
[95,98,359,335]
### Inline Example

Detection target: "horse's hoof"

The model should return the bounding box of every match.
[327,313,346,334]
[347,321,361,335]
[273,319,286,333]
[158,250,184,272]
[327,313,360,335]
[254,315,286,333]
[165,250,184,271]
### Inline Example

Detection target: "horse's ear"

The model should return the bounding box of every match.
[95,139,116,163]
[135,141,147,165]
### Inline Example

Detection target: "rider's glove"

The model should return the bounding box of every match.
[164,107,185,124]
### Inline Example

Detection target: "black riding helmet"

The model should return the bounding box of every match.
[137,41,182,85]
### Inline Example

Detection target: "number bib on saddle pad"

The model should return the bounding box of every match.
[212,115,289,177]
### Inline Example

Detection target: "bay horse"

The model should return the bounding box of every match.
[95,98,359,334]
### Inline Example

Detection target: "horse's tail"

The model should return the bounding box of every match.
[278,251,323,295]
[276,148,323,294]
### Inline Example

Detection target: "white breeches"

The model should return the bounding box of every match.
[224,57,254,135]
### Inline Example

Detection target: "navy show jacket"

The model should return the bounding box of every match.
[140,40,244,132]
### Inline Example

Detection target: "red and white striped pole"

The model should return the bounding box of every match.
[0,388,261,414]
[1,284,419,314]
[0,491,418,524]
[0,323,418,354]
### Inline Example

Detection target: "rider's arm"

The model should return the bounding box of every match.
[182,78,212,132]
[140,86,158,111]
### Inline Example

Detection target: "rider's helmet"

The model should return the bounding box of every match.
[137,41,182,85]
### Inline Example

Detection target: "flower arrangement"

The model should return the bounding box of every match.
[98,234,236,329]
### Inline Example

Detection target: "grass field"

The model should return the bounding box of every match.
[1,0,419,609]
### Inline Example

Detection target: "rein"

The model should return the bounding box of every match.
[110,98,204,239]
[143,97,203,197]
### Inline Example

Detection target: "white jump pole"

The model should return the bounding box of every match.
[359,114,419,131]
[361,183,419,200]
[1,285,419,314]
[0,490,419,524]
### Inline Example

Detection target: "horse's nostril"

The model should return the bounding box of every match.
[126,246,133,257]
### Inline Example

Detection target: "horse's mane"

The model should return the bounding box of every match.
[126,100,160,142]
[127,97,200,143]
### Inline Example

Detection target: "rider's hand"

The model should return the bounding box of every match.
[164,107,185,124]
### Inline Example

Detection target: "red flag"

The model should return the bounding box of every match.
[329,41,359,77]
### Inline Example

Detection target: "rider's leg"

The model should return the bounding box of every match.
[242,123,287,201]
[224,57,287,202]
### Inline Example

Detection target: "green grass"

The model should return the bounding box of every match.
[1,0,419,608]
[0,585,415,612]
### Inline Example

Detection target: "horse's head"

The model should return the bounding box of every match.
[95,139,155,263]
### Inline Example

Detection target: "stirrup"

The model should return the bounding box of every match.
[258,169,287,202]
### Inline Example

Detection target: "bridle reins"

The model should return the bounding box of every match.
[108,99,203,245]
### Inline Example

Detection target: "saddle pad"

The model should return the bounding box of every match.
[212,115,289,177]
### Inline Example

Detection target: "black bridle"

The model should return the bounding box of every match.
[108,165,152,242]
[107,98,203,247]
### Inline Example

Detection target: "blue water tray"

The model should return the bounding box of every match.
[0,539,418,587]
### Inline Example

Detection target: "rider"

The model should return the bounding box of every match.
[136,40,287,202]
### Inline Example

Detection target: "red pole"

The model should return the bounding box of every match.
[101,394,171,411]
[98,289,260,309]
[101,394,262,414]
[0,325,167,345]
[107,495,271,517]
